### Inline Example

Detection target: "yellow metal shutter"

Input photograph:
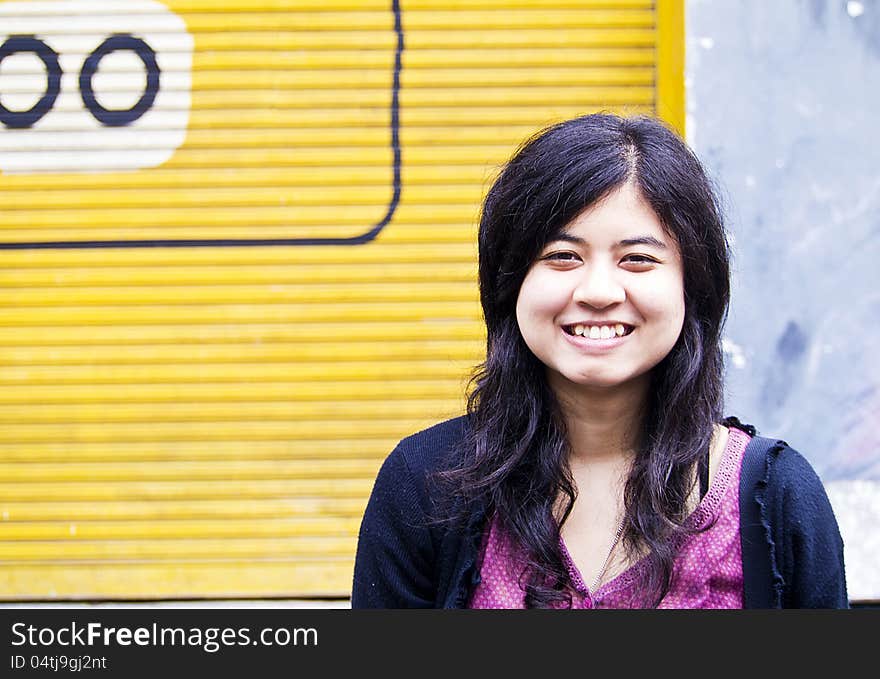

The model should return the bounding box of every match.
[0,0,683,600]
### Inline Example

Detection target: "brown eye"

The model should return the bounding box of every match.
[622,254,658,265]
[543,251,579,262]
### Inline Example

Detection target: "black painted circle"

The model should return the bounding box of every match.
[80,34,160,127]
[0,35,62,129]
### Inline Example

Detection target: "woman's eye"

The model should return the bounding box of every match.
[543,251,579,262]
[622,254,658,265]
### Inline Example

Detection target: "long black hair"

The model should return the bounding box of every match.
[437,113,731,607]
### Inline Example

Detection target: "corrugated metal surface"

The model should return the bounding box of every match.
[0,0,682,599]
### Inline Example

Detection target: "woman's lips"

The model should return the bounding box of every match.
[561,325,632,351]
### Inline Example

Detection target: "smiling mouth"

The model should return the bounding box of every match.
[562,323,634,339]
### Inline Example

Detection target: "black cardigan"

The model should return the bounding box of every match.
[352,416,848,608]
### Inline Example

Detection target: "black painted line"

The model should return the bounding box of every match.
[0,0,404,250]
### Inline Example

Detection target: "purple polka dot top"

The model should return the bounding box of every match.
[468,426,751,609]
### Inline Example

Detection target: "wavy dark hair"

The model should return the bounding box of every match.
[437,113,731,608]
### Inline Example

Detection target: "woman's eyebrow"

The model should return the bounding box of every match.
[617,236,668,249]
[548,234,668,249]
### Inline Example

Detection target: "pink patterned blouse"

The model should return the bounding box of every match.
[468,426,751,609]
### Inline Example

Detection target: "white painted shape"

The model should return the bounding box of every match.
[2,33,197,55]
[1,13,187,35]
[1,129,191,152]
[0,148,180,172]
[0,0,171,15]
[0,0,193,174]
[9,109,191,133]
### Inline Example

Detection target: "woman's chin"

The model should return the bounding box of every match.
[549,369,652,395]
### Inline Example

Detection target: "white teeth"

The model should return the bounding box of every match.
[570,324,629,339]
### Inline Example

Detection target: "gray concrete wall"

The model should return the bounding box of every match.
[687,0,880,601]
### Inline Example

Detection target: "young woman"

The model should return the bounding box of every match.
[352,114,848,609]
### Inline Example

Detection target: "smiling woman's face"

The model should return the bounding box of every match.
[514,181,686,397]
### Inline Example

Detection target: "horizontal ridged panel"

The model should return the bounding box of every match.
[0,29,657,56]
[2,229,473,247]
[0,387,463,409]
[0,517,364,541]
[2,104,647,136]
[0,478,374,501]
[10,1,652,11]
[0,262,479,286]
[0,145,527,170]
[0,341,481,364]
[0,459,383,482]
[0,68,654,93]
[193,47,656,69]
[19,87,650,110]
[0,419,454,443]
[0,440,401,462]
[0,323,482,345]
[0,400,463,424]
[1,206,481,227]
[0,310,482,333]
[0,245,480,266]
[5,186,489,210]
[0,562,353,600]
[2,282,479,304]
[0,0,672,599]
[5,10,654,33]
[1,498,369,521]
[0,363,477,385]
[0,538,357,560]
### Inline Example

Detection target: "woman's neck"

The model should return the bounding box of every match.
[549,373,649,465]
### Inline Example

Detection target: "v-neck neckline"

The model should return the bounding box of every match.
[559,425,747,599]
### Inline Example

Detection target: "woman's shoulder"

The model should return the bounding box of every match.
[762,440,832,510]
[725,416,830,500]
[390,415,470,476]
[727,418,847,607]
[363,416,470,524]
[366,415,470,523]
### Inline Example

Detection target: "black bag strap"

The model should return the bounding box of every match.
[698,449,710,500]
[738,432,785,609]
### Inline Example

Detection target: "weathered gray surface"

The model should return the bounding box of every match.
[687,0,879,600]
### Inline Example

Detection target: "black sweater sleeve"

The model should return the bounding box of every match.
[351,443,437,608]
[767,445,849,608]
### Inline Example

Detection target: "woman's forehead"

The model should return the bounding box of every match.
[549,185,672,246]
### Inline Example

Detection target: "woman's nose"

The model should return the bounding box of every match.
[572,265,626,308]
